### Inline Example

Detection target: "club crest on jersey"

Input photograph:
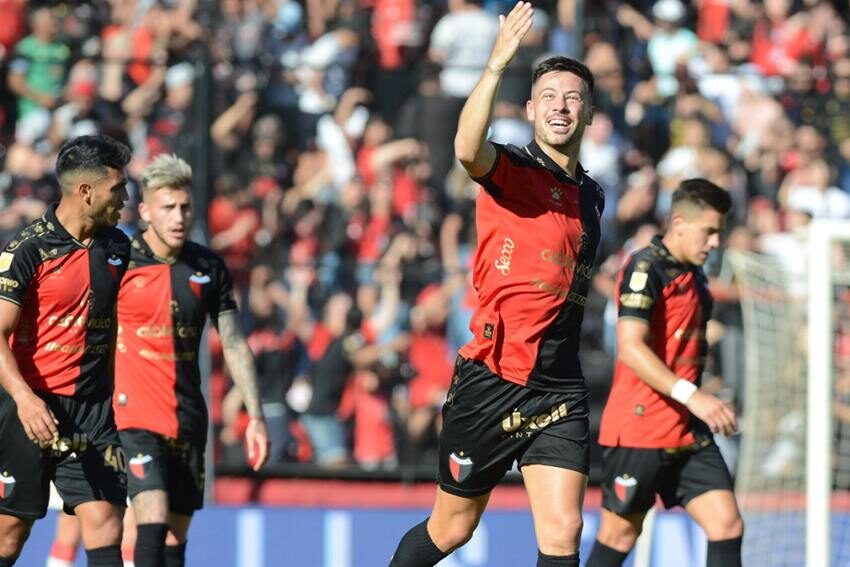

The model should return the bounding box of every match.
[0,471,15,499]
[189,272,211,298]
[129,454,154,479]
[614,475,638,503]
[449,452,473,483]
[107,256,123,280]
[0,252,13,273]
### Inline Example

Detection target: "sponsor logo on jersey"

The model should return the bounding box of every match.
[629,271,648,291]
[0,472,15,499]
[129,454,154,480]
[494,237,515,276]
[0,252,13,273]
[614,474,638,503]
[449,452,473,483]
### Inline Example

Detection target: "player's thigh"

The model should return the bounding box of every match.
[0,390,52,520]
[522,464,586,550]
[685,489,743,540]
[165,440,204,517]
[54,396,127,515]
[664,442,735,511]
[599,447,662,517]
[437,357,532,498]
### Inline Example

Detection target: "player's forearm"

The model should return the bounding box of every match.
[218,314,263,418]
[454,69,502,169]
[0,343,33,402]
[618,340,683,399]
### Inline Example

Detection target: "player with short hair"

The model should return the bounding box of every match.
[113,153,268,567]
[0,134,132,567]
[587,178,744,567]
[390,3,603,566]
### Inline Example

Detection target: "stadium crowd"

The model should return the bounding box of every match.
[0,0,848,476]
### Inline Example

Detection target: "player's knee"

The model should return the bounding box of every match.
[431,515,479,552]
[706,512,744,541]
[596,518,640,552]
[79,506,123,546]
[536,513,583,555]
[0,518,31,559]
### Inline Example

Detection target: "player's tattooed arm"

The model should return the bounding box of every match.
[216,311,263,419]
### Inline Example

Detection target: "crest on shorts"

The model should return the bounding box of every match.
[189,272,211,298]
[449,452,473,483]
[129,454,154,479]
[614,474,638,503]
[0,471,15,499]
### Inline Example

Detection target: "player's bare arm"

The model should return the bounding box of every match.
[617,318,737,436]
[454,1,534,178]
[0,299,58,443]
[217,310,269,470]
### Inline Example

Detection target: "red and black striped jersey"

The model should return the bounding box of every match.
[0,203,130,397]
[114,236,237,443]
[458,141,604,393]
[599,235,714,449]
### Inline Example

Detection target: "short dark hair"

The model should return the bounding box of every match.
[55,135,131,188]
[671,178,732,215]
[532,56,595,99]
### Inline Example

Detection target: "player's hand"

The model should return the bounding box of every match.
[487,2,535,74]
[16,391,59,444]
[245,416,269,471]
[686,391,738,437]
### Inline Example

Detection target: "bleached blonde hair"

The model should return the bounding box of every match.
[140,154,192,197]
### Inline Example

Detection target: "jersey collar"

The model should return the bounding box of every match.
[523,140,587,185]
[651,235,684,267]
[131,232,181,265]
[43,201,87,247]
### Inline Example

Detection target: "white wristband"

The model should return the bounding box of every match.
[670,379,698,405]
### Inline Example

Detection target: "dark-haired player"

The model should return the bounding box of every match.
[0,135,132,567]
[587,179,744,567]
[390,3,603,566]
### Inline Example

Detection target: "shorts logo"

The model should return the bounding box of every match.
[0,471,15,499]
[129,454,154,479]
[614,474,638,503]
[449,452,473,483]
[189,272,211,298]
[0,252,13,273]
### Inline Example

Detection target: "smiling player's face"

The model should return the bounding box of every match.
[526,71,593,153]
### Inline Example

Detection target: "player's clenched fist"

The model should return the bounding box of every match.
[487,1,534,74]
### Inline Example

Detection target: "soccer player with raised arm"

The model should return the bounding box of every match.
[112,154,268,567]
[390,3,604,566]
[0,135,131,567]
[587,179,743,567]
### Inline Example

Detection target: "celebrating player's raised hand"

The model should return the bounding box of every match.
[487,2,534,73]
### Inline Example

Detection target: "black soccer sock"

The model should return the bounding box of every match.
[85,545,123,567]
[164,542,186,567]
[134,523,168,567]
[707,536,742,567]
[0,555,15,566]
[389,519,448,566]
[586,540,629,566]
[537,550,579,566]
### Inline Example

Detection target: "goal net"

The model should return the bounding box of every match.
[728,221,850,567]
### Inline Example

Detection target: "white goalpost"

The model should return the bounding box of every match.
[729,220,850,567]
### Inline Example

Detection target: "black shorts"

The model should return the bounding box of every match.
[600,440,734,516]
[437,357,590,497]
[119,428,205,516]
[0,389,127,519]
